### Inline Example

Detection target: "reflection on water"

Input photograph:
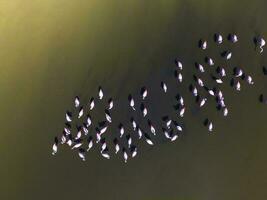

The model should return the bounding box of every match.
[1,0,267,200]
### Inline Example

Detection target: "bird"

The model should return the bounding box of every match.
[78,148,86,161]
[175,59,183,70]
[66,134,73,146]
[148,120,156,135]
[191,85,198,97]
[113,138,120,154]
[195,63,205,73]
[234,68,243,77]
[64,127,71,135]
[254,36,265,53]
[89,97,95,110]
[74,96,80,108]
[215,78,223,84]
[78,107,84,119]
[126,135,132,148]
[166,119,172,129]
[161,81,168,93]
[98,87,104,100]
[208,89,215,96]
[128,95,136,111]
[222,51,232,60]
[163,128,171,139]
[199,97,207,107]
[105,110,112,123]
[177,72,183,83]
[137,126,143,139]
[82,124,88,135]
[119,124,125,138]
[196,77,204,87]
[245,75,254,85]
[234,80,241,91]
[72,139,83,150]
[228,34,238,43]
[144,133,154,145]
[208,121,213,132]
[100,126,108,135]
[174,122,183,132]
[75,128,82,140]
[100,140,107,153]
[96,132,101,144]
[87,136,93,151]
[170,131,178,142]
[65,111,72,122]
[223,107,228,117]
[122,148,128,163]
[141,87,148,100]
[86,115,92,127]
[199,39,207,50]
[141,103,148,117]
[60,132,67,144]
[217,67,226,77]
[216,90,224,100]
[52,137,58,155]
[131,117,137,131]
[178,95,184,106]
[108,98,114,110]
[130,145,137,158]
[214,33,223,44]
[179,106,185,117]
[206,57,214,66]
[101,148,110,159]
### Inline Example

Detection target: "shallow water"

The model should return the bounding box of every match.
[1,1,267,199]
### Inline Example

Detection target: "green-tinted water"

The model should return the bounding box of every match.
[1,1,267,199]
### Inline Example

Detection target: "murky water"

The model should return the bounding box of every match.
[1,1,267,199]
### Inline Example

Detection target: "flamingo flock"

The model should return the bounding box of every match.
[51,33,266,163]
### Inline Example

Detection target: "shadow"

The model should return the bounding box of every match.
[161,115,169,121]
[216,105,222,111]
[118,123,123,129]
[100,138,106,144]
[230,78,235,87]
[174,70,178,78]
[144,133,151,139]
[216,66,221,74]
[129,145,136,152]
[227,34,231,41]
[203,118,209,126]
[98,121,107,127]
[213,34,217,42]
[87,135,93,142]
[259,94,267,104]
[263,66,267,75]
[198,40,202,48]
[140,103,145,111]
[221,51,227,58]
[65,122,71,128]
[195,95,200,103]
[128,94,132,101]
[173,103,180,110]
[54,137,58,144]
[113,138,118,144]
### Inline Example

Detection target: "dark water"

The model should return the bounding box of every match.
[1,1,267,199]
